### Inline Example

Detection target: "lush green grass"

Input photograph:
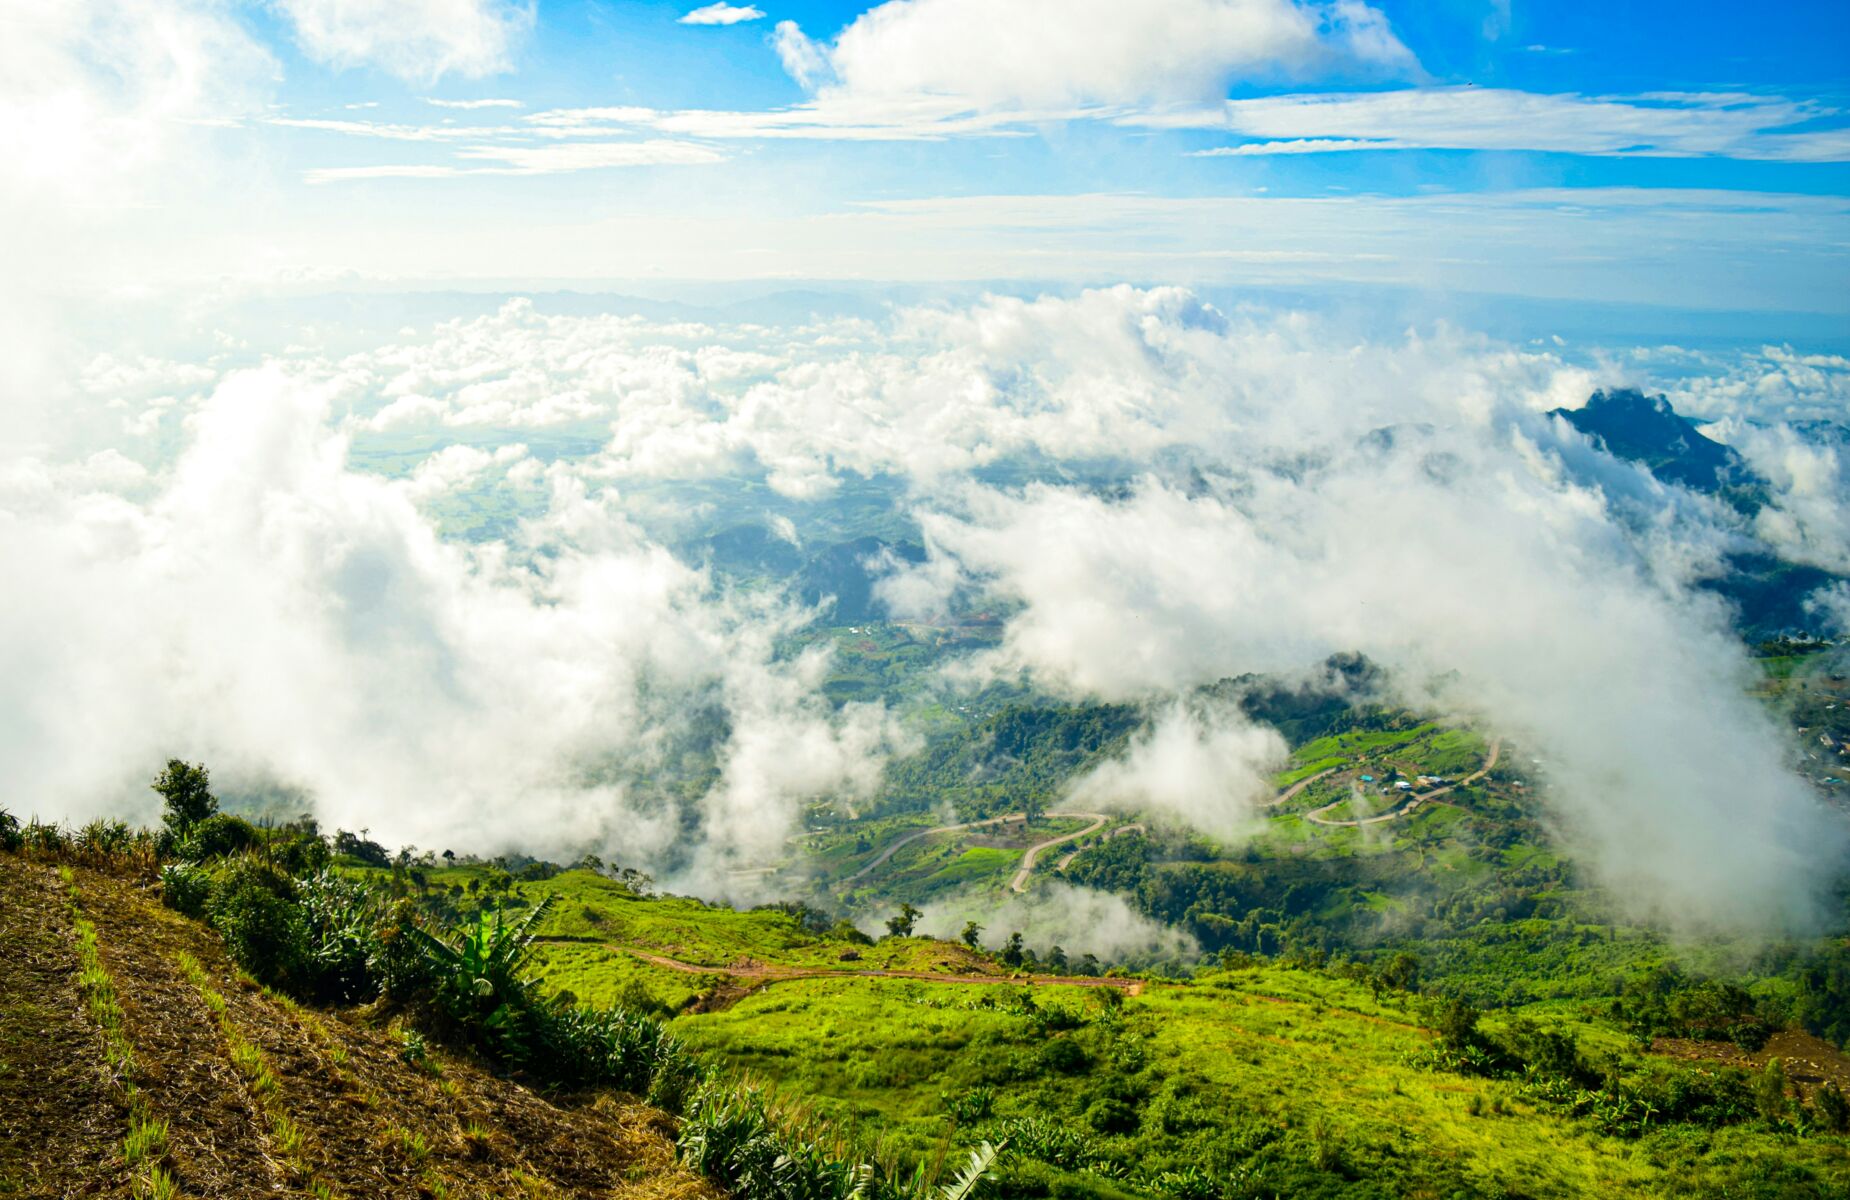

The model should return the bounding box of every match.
[671,963,1850,1198]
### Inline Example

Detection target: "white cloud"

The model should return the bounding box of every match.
[772,20,832,91]
[275,0,535,83]
[425,96,523,108]
[0,0,273,452]
[799,0,1417,108]
[1068,701,1287,841]
[917,881,1199,963]
[0,363,907,884]
[1191,137,1409,154]
[523,106,660,130]
[1707,417,1850,573]
[271,117,510,140]
[304,138,726,182]
[12,285,1848,931]
[303,163,472,183]
[0,0,269,191]
[912,461,1838,935]
[680,3,766,26]
[1160,87,1850,162]
[455,138,726,172]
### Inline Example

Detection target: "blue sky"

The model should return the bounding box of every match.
[15,1,1850,313]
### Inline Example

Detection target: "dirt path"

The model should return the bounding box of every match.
[1055,823,1144,872]
[842,809,1120,891]
[1009,812,1109,893]
[618,947,1144,996]
[1264,767,1338,807]
[0,860,130,1198]
[1304,739,1503,828]
[839,813,1028,884]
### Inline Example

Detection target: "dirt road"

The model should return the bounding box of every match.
[1303,739,1503,827]
[1055,823,1144,872]
[844,809,1121,891]
[839,813,1029,885]
[615,946,1144,996]
[1009,812,1111,892]
[1264,767,1337,807]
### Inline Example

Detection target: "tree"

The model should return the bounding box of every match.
[1375,951,1420,995]
[1756,1058,1791,1124]
[1047,945,1069,973]
[1001,931,1024,967]
[154,759,216,836]
[885,902,922,938]
[1816,1081,1849,1133]
[961,920,984,948]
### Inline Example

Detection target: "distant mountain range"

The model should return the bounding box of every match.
[1551,388,1749,495]
[1554,388,1843,638]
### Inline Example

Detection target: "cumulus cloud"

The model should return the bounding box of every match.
[917,882,1199,964]
[1068,702,1286,841]
[0,0,273,452]
[680,4,765,26]
[789,0,1416,108]
[905,444,1841,934]
[275,0,535,83]
[0,363,907,888]
[13,284,1848,935]
[1711,418,1850,573]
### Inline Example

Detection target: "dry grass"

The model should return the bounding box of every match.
[4,854,719,1200]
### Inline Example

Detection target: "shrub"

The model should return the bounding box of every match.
[181,813,262,861]
[160,863,213,919]
[207,858,308,988]
[1816,1081,1849,1133]
[943,1085,995,1125]
[677,1081,856,1200]
[829,919,873,946]
[1038,1036,1090,1075]
[295,870,383,1004]
[0,807,19,852]
[1085,1096,1139,1135]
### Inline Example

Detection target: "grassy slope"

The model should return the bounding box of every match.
[0,854,714,1200]
[411,864,1849,1199]
[671,963,1850,1199]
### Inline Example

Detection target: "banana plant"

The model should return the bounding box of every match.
[935,1141,1004,1200]
[410,894,556,1013]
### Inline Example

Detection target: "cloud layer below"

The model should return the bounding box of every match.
[6,285,1847,933]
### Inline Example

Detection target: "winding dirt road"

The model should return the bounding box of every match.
[1055,823,1144,872]
[1008,812,1110,893]
[1303,739,1503,827]
[1263,767,1338,808]
[842,810,1124,892]
[839,813,1028,885]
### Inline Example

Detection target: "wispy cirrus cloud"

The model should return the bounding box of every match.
[481,87,1848,160]
[425,96,523,109]
[271,117,512,141]
[303,138,724,182]
[1155,87,1850,162]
